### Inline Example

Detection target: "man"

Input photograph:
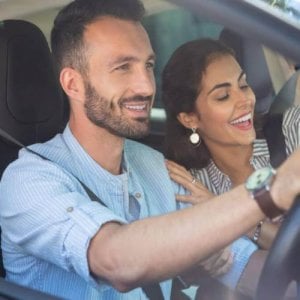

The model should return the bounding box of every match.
[0,0,299,299]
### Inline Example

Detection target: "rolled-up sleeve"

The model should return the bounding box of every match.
[0,157,127,287]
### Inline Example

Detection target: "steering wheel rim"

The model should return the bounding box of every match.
[255,195,300,300]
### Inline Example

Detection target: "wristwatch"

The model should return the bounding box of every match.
[245,167,283,219]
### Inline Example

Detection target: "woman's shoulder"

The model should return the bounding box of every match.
[282,105,300,153]
[283,105,300,125]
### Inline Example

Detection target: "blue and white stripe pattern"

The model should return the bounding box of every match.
[0,126,177,300]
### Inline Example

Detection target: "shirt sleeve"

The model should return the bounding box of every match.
[0,156,127,288]
[283,105,300,155]
[216,237,258,289]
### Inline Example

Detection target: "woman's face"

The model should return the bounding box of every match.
[194,54,256,149]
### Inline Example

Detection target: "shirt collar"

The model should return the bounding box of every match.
[207,139,270,192]
[62,125,129,184]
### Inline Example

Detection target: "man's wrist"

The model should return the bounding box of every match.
[245,167,283,219]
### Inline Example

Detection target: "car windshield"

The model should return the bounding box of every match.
[249,0,300,27]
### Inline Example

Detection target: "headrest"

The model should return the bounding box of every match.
[219,28,275,114]
[0,20,64,145]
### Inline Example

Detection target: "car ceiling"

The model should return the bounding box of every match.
[0,0,70,19]
[0,0,175,19]
[1,0,300,62]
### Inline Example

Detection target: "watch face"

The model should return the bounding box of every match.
[246,167,275,191]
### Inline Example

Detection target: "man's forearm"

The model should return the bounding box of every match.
[89,148,300,291]
[89,185,264,291]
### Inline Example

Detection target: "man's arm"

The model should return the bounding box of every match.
[88,148,300,292]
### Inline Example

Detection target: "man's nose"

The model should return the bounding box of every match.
[132,69,155,96]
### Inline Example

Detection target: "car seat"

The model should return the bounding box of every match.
[0,19,65,277]
[219,28,275,114]
[269,69,300,114]
[220,28,300,116]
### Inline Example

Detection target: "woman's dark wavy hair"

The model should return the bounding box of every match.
[51,0,145,74]
[162,38,235,170]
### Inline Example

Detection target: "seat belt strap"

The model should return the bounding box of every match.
[263,113,287,168]
[0,128,164,300]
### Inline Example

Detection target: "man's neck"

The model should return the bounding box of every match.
[69,118,124,175]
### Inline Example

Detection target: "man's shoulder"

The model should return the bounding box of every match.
[2,133,65,176]
[125,139,164,159]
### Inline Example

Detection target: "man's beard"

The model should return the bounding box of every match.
[84,81,151,139]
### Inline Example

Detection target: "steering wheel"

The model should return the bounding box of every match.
[255,195,300,300]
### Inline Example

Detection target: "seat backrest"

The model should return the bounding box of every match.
[269,69,300,114]
[0,19,65,177]
[0,19,65,277]
[219,28,275,114]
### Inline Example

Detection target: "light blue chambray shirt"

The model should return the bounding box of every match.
[0,125,257,299]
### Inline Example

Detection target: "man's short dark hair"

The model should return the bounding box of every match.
[51,0,145,73]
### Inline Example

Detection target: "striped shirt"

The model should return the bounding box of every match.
[0,126,178,300]
[190,105,300,288]
[2,105,298,299]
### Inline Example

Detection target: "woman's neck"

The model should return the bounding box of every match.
[209,143,254,187]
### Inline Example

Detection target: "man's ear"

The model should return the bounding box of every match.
[59,67,85,103]
[177,112,200,129]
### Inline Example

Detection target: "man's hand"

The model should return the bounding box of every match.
[271,148,300,211]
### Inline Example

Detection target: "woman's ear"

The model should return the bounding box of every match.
[59,67,85,104]
[177,112,200,129]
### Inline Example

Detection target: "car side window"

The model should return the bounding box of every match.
[142,8,223,109]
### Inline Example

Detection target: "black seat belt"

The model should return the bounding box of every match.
[263,113,287,168]
[0,128,164,300]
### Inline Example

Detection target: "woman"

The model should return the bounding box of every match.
[162,38,300,298]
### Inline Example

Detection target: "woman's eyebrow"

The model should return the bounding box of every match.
[207,70,245,95]
[207,82,230,95]
[238,70,246,81]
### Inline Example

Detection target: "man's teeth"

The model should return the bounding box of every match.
[124,104,146,111]
[230,113,252,125]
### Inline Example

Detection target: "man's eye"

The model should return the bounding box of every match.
[115,64,130,71]
[240,84,249,90]
[146,62,155,69]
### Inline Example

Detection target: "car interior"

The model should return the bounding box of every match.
[0,0,299,299]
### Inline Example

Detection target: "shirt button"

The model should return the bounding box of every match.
[135,192,141,199]
[67,207,74,213]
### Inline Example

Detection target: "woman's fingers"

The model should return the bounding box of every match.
[166,159,213,204]
[166,160,194,184]
[200,247,233,277]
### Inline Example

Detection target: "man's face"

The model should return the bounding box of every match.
[82,17,156,138]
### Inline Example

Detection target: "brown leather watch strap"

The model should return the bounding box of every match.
[255,188,284,219]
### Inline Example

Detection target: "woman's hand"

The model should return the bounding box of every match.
[199,246,233,277]
[178,246,233,286]
[165,159,213,204]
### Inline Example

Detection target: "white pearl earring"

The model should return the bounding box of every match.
[189,128,201,146]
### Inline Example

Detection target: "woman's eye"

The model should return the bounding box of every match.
[216,94,229,101]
